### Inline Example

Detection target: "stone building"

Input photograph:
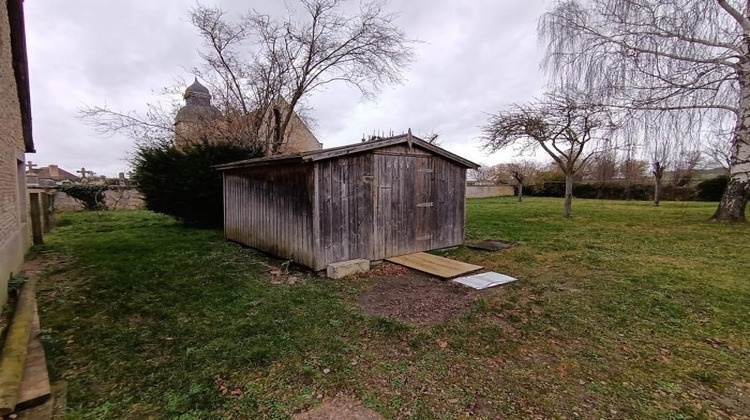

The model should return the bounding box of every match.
[1,0,35,308]
[173,79,322,154]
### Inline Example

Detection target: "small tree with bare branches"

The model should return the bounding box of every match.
[497,161,541,202]
[482,91,612,217]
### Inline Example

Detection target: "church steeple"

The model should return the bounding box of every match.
[175,78,221,125]
[183,78,212,106]
[174,77,222,148]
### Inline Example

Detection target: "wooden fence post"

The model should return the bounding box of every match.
[29,192,43,245]
[41,192,51,233]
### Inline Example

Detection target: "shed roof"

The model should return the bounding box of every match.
[214,133,480,171]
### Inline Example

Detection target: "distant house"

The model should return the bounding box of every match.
[1,0,35,308]
[216,133,479,271]
[174,79,322,154]
[27,164,80,186]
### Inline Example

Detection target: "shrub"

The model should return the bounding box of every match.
[132,142,263,227]
[60,184,108,210]
[696,175,729,202]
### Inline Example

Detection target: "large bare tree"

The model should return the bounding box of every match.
[540,0,750,221]
[191,0,414,154]
[82,0,414,154]
[482,91,612,217]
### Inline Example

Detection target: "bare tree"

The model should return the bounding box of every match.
[618,140,648,198]
[646,134,679,206]
[420,130,442,145]
[192,1,414,154]
[482,91,612,217]
[588,141,618,182]
[704,135,733,172]
[82,0,414,155]
[497,160,540,202]
[671,148,703,187]
[467,165,499,183]
[79,85,184,149]
[540,0,750,221]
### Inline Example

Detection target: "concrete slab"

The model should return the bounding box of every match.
[327,259,370,279]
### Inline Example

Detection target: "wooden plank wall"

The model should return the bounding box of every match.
[223,144,468,271]
[223,164,316,268]
[432,154,467,249]
[315,154,374,269]
[369,145,467,261]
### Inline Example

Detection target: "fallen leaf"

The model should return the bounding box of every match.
[436,339,448,349]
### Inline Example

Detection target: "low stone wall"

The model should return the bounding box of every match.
[466,185,514,199]
[47,187,145,212]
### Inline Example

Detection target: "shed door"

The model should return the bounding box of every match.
[373,153,435,259]
[415,156,435,248]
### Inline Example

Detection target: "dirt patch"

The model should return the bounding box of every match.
[358,263,478,325]
[292,395,382,420]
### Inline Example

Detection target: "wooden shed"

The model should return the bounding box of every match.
[215,133,479,271]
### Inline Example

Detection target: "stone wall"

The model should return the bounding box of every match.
[0,0,31,309]
[50,187,145,212]
[466,184,514,199]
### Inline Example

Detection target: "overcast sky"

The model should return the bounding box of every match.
[24,0,550,177]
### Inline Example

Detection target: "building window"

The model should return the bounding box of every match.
[273,108,282,146]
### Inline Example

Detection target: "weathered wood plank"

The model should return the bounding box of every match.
[0,278,38,415]
[387,252,482,279]
[222,164,316,268]
[16,302,51,410]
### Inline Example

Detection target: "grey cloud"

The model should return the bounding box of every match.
[25,0,549,176]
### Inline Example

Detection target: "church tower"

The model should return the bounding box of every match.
[174,78,221,148]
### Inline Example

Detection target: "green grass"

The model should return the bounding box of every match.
[32,198,749,419]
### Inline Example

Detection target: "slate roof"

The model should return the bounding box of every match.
[175,78,221,124]
[29,166,80,182]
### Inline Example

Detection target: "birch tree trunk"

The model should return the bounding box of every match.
[564,173,573,218]
[713,75,750,222]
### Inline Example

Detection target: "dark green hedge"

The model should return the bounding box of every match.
[132,143,263,227]
[696,175,729,201]
[523,179,724,202]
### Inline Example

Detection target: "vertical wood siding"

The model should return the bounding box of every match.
[368,144,466,262]
[223,143,469,271]
[315,153,374,269]
[223,164,315,268]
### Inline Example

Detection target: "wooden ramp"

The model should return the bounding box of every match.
[387,252,482,279]
[16,303,51,411]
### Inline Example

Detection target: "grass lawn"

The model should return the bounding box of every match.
[31,197,749,419]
